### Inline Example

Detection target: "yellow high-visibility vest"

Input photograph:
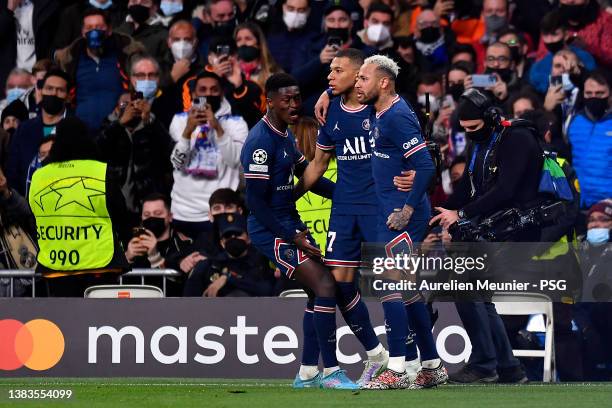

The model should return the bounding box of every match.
[28,160,114,271]
[295,159,337,255]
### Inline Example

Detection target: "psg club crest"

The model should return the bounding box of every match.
[362,119,370,131]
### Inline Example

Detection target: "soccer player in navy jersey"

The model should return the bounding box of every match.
[297,48,390,387]
[240,73,358,390]
[353,55,448,389]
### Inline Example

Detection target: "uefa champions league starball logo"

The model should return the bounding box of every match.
[252,149,268,164]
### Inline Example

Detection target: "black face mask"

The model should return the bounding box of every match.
[584,97,609,120]
[509,46,522,63]
[466,126,491,143]
[6,127,16,137]
[41,95,65,115]
[237,45,260,62]
[225,237,248,257]
[420,26,441,44]
[485,67,513,83]
[204,95,222,112]
[448,84,465,102]
[128,4,150,24]
[544,39,565,55]
[214,19,236,37]
[327,27,350,43]
[142,217,167,238]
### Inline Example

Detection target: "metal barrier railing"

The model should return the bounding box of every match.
[0,269,182,297]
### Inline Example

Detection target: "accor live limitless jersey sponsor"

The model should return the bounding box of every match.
[240,116,305,218]
[369,95,433,220]
[317,97,377,215]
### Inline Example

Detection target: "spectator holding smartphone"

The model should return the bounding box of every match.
[169,70,248,239]
[465,42,518,105]
[206,37,266,127]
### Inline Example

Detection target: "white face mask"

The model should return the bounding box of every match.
[366,23,391,44]
[171,40,194,60]
[417,94,440,113]
[283,10,309,30]
[561,72,575,92]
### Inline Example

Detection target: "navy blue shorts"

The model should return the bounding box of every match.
[323,212,377,268]
[248,216,318,280]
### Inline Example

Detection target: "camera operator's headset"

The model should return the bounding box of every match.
[460,88,505,130]
[460,89,509,198]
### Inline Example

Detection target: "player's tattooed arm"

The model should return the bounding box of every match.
[386,205,415,231]
[294,149,333,200]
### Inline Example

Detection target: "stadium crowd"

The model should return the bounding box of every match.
[0,0,610,381]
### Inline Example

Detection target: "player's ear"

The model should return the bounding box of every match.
[266,96,274,111]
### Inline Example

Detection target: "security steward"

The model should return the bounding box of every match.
[28,117,130,297]
[431,88,544,384]
[183,212,275,297]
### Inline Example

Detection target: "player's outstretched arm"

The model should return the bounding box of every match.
[294,148,333,200]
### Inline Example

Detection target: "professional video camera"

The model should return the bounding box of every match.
[449,201,566,242]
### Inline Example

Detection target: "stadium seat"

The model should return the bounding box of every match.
[492,292,556,382]
[278,289,308,298]
[84,285,164,298]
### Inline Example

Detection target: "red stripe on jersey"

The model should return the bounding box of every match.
[375,95,400,119]
[244,173,270,179]
[403,142,427,158]
[340,98,368,113]
[323,259,361,267]
[316,142,335,151]
[263,116,288,137]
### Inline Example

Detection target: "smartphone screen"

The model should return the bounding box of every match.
[471,74,497,88]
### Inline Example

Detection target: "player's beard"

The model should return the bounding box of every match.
[361,91,379,106]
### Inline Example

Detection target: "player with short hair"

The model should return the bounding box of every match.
[354,55,448,389]
[297,48,390,386]
[240,73,359,390]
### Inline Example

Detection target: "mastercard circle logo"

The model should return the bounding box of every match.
[0,319,64,371]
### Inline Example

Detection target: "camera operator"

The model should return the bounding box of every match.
[430,88,544,384]
[183,212,275,297]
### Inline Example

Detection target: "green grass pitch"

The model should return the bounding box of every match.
[0,378,611,407]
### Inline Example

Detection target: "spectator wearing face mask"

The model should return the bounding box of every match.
[356,2,395,54]
[5,69,71,197]
[55,8,146,132]
[567,70,612,209]
[266,0,317,73]
[467,0,512,72]
[155,0,194,27]
[0,0,62,99]
[465,42,519,106]
[557,0,612,68]
[0,68,33,116]
[529,10,596,94]
[543,49,586,136]
[193,0,240,58]
[292,0,372,116]
[233,22,282,91]
[0,100,29,169]
[183,212,275,297]
[53,0,128,50]
[412,8,455,73]
[14,59,56,120]
[448,42,477,71]
[445,62,472,158]
[157,20,203,125]
[498,28,533,85]
[169,70,248,239]
[124,193,194,296]
[98,86,174,221]
[116,0,169,61]
[204,37,265,128]
[414,72,444,139]
[393,36,419,102]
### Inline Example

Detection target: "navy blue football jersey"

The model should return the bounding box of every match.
[369,95,433,220]
[317,97,377,214]
[241,116,305,216]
